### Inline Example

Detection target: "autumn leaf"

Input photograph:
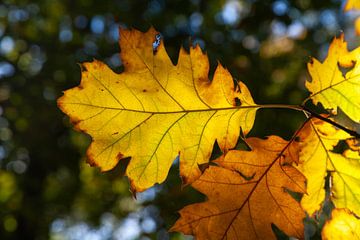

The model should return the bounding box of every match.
[322,208,360,239]
[330,148,360,216]
[294,118,360,216]
[171,136,305,240]
[294,118,349,215]
[57,28,258,192]
[344,0,360,11]
[306,34,360,122]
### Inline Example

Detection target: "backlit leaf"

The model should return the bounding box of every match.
[329,149,360,215]
[171,136,305,240]
[57,28,258,192]
[322,208,360,239]
[294,118,349,215]
[306,34,360,122]
[295,118,360,216]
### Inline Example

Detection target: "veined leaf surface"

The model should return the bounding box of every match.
[171,136,305,240]
[58,28,258,192]
[306,34,360,122]
[295,118,360,216]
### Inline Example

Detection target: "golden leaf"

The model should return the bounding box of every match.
[171,136,305,240]
[322,208,360,239]
[57,28,258,192]
[329,149,360,215]
[306,34,360,122]
[295,118,360,216]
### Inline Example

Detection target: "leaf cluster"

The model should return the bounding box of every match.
[58,20,360,240]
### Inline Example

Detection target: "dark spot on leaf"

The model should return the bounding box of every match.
[235,97,241,106]
[100,89,104,91]
[112,132,119,135]
[294,136,300,142]
[142,89,147,92]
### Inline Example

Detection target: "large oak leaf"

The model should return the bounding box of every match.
[57,28,258,192]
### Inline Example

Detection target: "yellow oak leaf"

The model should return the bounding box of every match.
[306,34,360,122]
[294,118,360,216]
[171,136,305,240]
[295,118,349,215]
[57,28,258,192]
[322,208,360,239]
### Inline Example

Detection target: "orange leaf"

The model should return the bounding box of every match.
[171,136,305,240]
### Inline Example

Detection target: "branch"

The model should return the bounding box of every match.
[258,104,360,138]
[300,105,360,138]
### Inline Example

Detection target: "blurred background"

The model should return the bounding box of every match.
[0,0,359,239]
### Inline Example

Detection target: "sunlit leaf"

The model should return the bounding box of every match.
[322,208,360,239]
[295,118,360,216]
[171,136,305,240]
[294,118,349,215]
[306,34,360,122]
[329,149,360,215]
[58,28,258,192]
